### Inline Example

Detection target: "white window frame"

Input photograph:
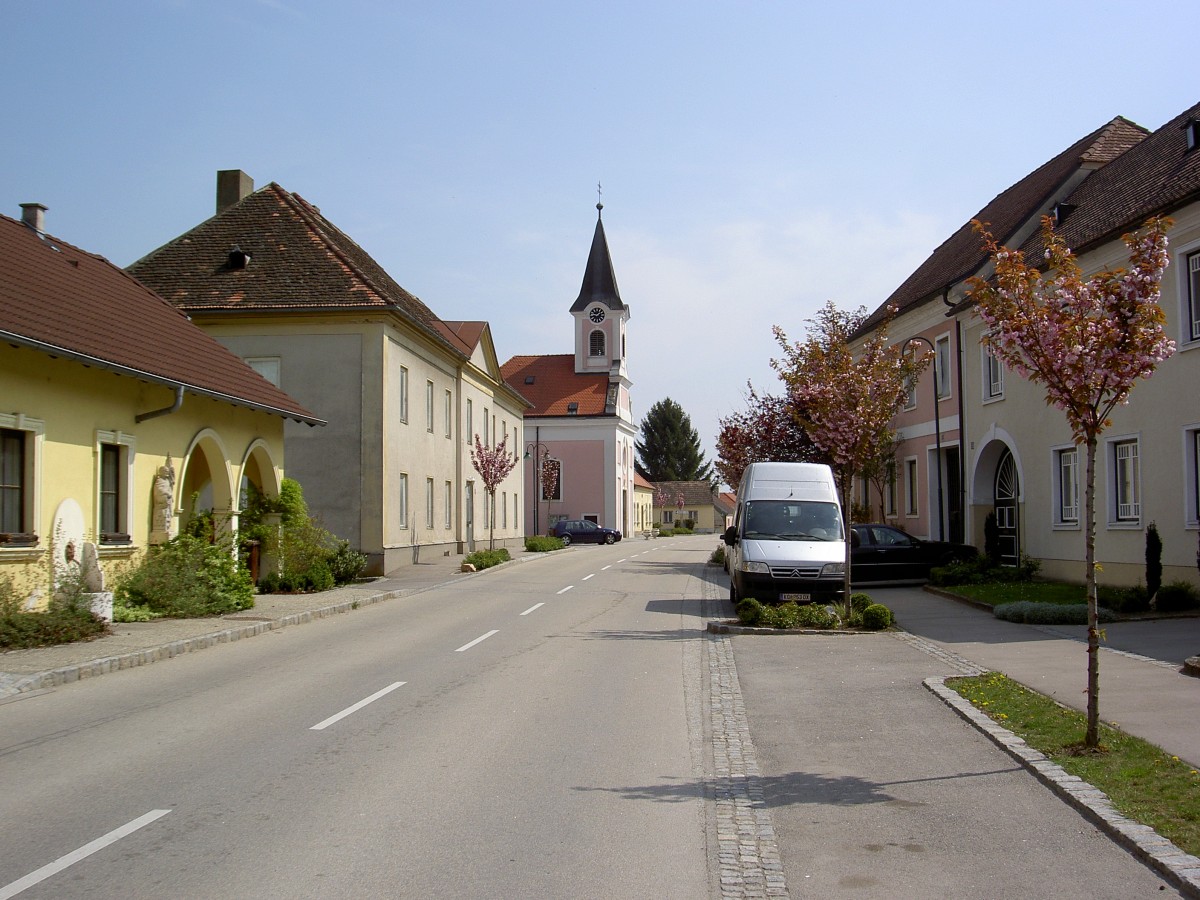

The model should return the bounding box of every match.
[1106,436,1141,526]
[426,381,435,433]
[466,399,473,444]
[1186,247,1200,345]
[425,477,434,529]
[935,334,952,400]
[399,366,409,424]
[96,429,136,544]
[884,460,897,517]
[589,329,606,357]
[0,413,44,548]
[1051,444,1079,528]
[502,491,508,528]
[902,374,917,411]
[983,341,1004,401]
[398,473,409,529]
[904,457,919,517]
[445,390,453,439]
[1184,425,1200,529]
[444,481,453,529]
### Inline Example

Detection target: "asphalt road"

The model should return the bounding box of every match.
[0,540,716,899]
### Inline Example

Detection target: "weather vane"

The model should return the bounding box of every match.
[596,181,603,212]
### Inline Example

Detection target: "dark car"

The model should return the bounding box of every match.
[552,519,622,545]
[851,523,976,583]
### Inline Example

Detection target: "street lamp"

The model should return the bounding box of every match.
[523,426,544,536]
[902,336,944,540]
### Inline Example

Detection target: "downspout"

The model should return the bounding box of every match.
[135,384,185,423]
[944,290,968,543]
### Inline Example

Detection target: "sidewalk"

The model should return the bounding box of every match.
[0,549,486,697]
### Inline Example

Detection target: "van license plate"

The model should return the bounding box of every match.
[780,593,811,602]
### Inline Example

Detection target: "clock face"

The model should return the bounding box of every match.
[588,306,606,324]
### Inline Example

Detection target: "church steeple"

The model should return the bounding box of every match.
[570,202,626,314]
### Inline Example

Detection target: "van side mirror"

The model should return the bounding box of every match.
[723,526,737,546]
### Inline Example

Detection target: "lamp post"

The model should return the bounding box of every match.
[523,427,544,536]
[902,336,944,540]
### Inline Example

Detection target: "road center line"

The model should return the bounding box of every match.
[0,809,171,900]
[557,585,574,594]
[617,558,628,563]
[520,603,544,616]
[582,573,594,581]
[310,681,406,731]
[601,565,612,571]
[455,630,499,652]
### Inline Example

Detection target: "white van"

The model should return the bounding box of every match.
[723,462,845,604]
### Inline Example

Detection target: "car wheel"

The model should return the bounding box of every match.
[561,534,571,546]
[729,580,739,603]
[604,534,615,544]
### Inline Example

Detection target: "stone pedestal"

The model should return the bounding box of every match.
[86,592,114,623]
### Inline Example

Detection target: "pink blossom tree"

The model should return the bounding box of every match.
[471,434,519,550]
[772,301,929,611]
[715,383,826,490]
[967,215,1173,749]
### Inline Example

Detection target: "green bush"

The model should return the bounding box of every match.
[850,592,874,614]
[0,572,109,649]
[115,534,254,618]
[1155,580,1200,612]
[861,603,893,630]
[736,597,766,626]
[710,545,726,566]
[793,603,838,629]
[1100,583,1150,615]
[994,601,1117,625]
[327,540,367,585]
[112,595,160,622]
[735,597,839,629]
[930,554,1039,587]
[658,527,675,537]
[464,548,511,570]
[525,536,563,552]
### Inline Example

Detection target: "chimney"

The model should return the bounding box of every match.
[216,170,254,213]
[20,202,47,232]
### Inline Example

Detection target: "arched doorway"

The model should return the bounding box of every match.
[994,449,1019,567]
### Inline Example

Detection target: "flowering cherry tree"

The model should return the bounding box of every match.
[967,215,1173,749]
[716,383,825,489]
[772,300,929,610]
[470,434,519,549]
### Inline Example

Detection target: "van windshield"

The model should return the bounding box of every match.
[742,500,843,541]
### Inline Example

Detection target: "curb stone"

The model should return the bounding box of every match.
[925,675,1200,898]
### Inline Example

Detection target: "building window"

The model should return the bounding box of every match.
[466,399,473,443]
[1,428,28,538]
[245,356,281,387]
[398,473,409,529]
[426,381,435,433]
[663,509,674,524]
[426,477,434,529]
[1186,428,1200,527]
[502,491,508,528]
[483,408,490,446]
[903,374,917,410]
[1187,250,1200,343]
[445,390,453,439]
[589,329,606,357]
[399,366,409,423]
[1111,439,1140,523]
[935,334,951,399]
[97,435,135,544]
[984,342,1004,400]
[513,494,518,531]
[444,481,453,529]
[1054,446,1079,525]
[0,416,42,544]
[884,461,897,517]
[905,458,918,516]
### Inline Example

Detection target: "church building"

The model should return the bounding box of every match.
[501,203,637,537]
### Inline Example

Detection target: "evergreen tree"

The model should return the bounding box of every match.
[635,398,713,482]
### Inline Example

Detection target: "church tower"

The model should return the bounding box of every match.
[570,202,630,400]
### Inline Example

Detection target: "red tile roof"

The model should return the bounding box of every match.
[129,183,467,360]
[500,354,609,417]
[858,116,1148,333]
[0,213,321,425]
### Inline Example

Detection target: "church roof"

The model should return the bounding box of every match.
[569,205,627,314]
[500,354,610,417]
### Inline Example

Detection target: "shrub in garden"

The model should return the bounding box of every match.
[658,527,675,537]
[994,601,1116,625]
[793,603,838,629]
[850,592,874,614]
[1,570,108,649]
[1155,580,1200,613]
[115,534,254,618]
[1099,583,1149,615]
[710,545,726,566]
[525,536,563,552]
[736,597,766,626]
[1145,523,1163,602]
[861,603,893,630]
[464,548,511,570]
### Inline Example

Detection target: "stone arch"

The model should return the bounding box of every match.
[970,426,1024,566]
[179,428,236,541]
[238,439,282,509]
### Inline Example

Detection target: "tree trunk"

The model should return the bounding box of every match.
[1084,436,1100,749]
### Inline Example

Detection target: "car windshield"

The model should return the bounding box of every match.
[742,500,843,541]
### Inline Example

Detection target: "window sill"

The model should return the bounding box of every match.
[1106,520,1142,531]
[1052,522,1081,531]
[982,394,1005,406]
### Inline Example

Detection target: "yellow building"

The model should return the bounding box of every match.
[1,205,320,600]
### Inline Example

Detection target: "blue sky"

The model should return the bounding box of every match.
[4,1,1197,486]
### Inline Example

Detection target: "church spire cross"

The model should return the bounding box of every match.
[596,181,603,214]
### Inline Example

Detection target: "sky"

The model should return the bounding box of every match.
[4,1,1197,488]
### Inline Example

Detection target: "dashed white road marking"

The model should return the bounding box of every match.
[311,682,407,731]
[0,809,171,900]
[455,630,499,653]
[601,565,612,571]
[582,573,595,581]
[520,603,544,616]
[557,585,574,595]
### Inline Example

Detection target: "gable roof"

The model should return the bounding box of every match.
[650,480,719,506]
[858,116,1148,333]
[569,206,627,314]
[1018,99,1200,259]
[0,212,322,425]
[128,182,467,360]
[500,354,610,417]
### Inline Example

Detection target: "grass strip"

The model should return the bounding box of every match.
[947,582,1092,607]
[946,672,1200,857]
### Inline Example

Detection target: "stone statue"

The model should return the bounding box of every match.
[80,541,105,592]
[152,456,176,539]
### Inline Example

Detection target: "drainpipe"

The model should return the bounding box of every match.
[136,384,185,423]
[945,290,968,544]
